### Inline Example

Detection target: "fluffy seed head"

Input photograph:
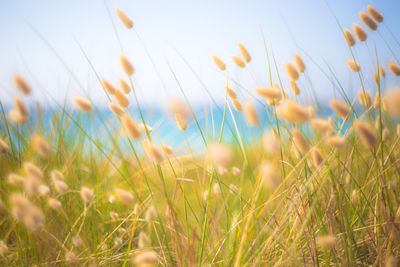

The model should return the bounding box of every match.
[316,235,336,249]
[119,54,134,76]
[207,143,232,167]
[65,251,77,262]
[133,250,158,266]
[353,23,368,42]
[382,128,390,142]
[357,91,372,107]
[244,102,259,126]
[10,194,44,231]
[276,100,311,123]
[138,231,149,248]
[13,74,31,94]
[343,28,356,46]
[294,53,306,73]
[174,113,188,131]
[290,80,300,95]
[285,62,299,81]
[121,115,142,139]
[326,136,347,150]
[38,185,50,196]
[51,170,64,181]
[346,59,360,72]
[212,55,226,71]
[24,162,43,179]
[367,5,383,23]
[212,183,221,196]
[262,130,280,154]
[8,109,26,124]
[232,166,241,176]
[354,121,378,148]
[80,186,94,202]
[110,211,119,221]
[169,99,190,119]
[0,240,7,257]
[115,8,133,29]
[232,99,243,111]
[0,138,9,153]
[53,179,68,194]
[102,80,117,94]
[255,86,281,102]
[72,236,83,247]
[359,11,377,30]
[13,96,29,118]
[329,99,351,120]
[145,205,157,222]
[292,129,309,154]
[260,162,281,189]
[7,173,24,186]
[119,79,130,94]
[73,97,92,112]
[379,66,386,78]
[231,56,245,68]
[238,43,251,63]
[31,135,51,158]
[385,90,400,118]
[388,60,400,76]
[24,176,40,195]
[108,103,125,117]
[144,140,164,163]
[161,143,173,155]
[311,148,323,167]
[48,198,62,210]
[114,89,129,108]
[310,118,334,135]
[226,86,237,99]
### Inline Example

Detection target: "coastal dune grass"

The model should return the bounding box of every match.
[0,4,400,266]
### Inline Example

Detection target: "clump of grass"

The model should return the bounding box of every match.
[1,4,400,267]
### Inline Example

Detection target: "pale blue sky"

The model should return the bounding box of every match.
[0,0,399,108]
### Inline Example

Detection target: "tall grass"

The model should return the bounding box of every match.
[0,4,399,267]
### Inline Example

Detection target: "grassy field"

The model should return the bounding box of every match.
[0,4,400,266]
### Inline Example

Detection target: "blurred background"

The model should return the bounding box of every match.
[0,0,399,108]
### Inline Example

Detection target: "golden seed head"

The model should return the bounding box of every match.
[65,251,77,262]
[357,91,372,107]
[115,188,134,204]
[113,89,129,108]
[119,79,131,94]
[0,240,7,257]
[388,60,400,76]
[352,23,368,42]
[53,179,68,194]
[316,235,336,248]
[38,185,50,196]
[145,205,157,222]
[326,136,347,150]
[24,162,43,179]
[254,86,281,101]
[161,143,173,155]
[285,62,299,81]
[24,176,40,195]
[262,130,280,154]
[119,54,134,76]
[7,173,24,186]
[212,55,226,71]
[232,99,243,111]
[354,121,378,148]
[343,28,356,47]
[290,80,300,95]
[379,66,386,78]
[13,74,31,94]
[13,96,29,118]
[207,143,232,167]
[72,236,83,247]
[133,250,158,266]
[138,231,149,248]
[310,118,334,135]
[31,135,51,158]
[0,138,9,153]
[48,198,62,210]
[367,5,383,23]
[244,102,259,126]
[10,194,44,231]
[80,186,94,202]
[169,99,190,119]
[260,162,281,189]
[329,99,351,120]
[385,90,400,118]
[102,80,116,94]
[238,42,251,63]
[110,211,119,221]
[294,53,306,73]
[232,166,241,176]
[311,148,324,167]
[231,55,245,68]
[226,86,237,99]
[51,170,64,181]
[121,114,142,139]
[346,59,360,72]
[174,113,188,131]
[359,11,377,31]
[292,129,309,154]
[8,109,26,124]
[143,140,164,163]
[115,8,133,29]
[108,103,125,117]
[73,97,92,112]
[276,100,310,123]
